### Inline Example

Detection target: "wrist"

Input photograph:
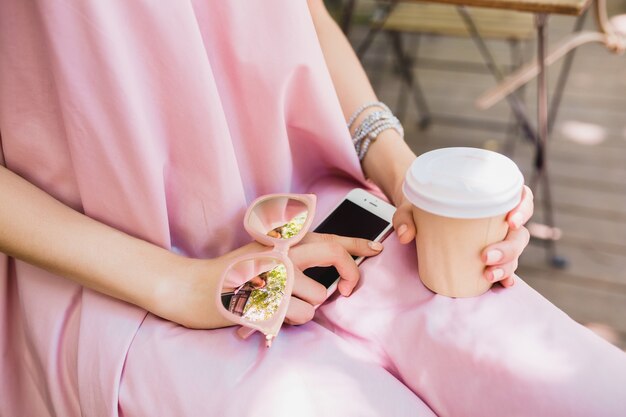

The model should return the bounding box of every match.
[149,241,267,329]
[361,130,416,206]
[146,252,196,319]
[149,255,229,329]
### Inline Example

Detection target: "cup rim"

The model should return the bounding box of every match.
[403,147,524,219]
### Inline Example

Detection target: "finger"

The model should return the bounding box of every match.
[482,226,530,266]
[290,242,360,296]
[501,275,516,288]
[284,297,315,326]
[292,268,327,306]
[507,186,534,230]
[392,203,416,244]
[302,232,384,257]
[484,259,518,288]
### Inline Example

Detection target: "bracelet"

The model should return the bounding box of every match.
[349,101,404,161]
[347,101,392,131]
[356,122,404,160]
[352,111,394,144]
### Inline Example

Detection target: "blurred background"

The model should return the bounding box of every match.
[326,0,626,349]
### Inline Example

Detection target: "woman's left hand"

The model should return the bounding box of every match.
[392,185,534,288]
[480,185,533,287]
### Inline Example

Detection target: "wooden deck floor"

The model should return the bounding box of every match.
[346,2,626,349]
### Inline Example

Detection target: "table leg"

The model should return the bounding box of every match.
[531,13,567,268]
[458,7,566,267]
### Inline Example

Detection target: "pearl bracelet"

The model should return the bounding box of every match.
[347,101,392,131]
[352,111,395,144]
[356,122,404,160]
[348,101,404,161]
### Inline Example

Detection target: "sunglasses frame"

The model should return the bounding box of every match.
[215,193,317,347]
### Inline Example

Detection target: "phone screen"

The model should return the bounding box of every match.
[304,199,391,289]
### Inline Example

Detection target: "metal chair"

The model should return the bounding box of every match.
[351,0,536,141]
[477,0,625,116]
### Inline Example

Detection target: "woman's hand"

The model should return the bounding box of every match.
[390,177,420,245]
[481,186,533,287]
[154,233,384,329]
[391,184,534,288]
[285,232,383,324]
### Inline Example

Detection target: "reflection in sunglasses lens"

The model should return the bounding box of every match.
[224,264,287,322]
[267,211,308,239]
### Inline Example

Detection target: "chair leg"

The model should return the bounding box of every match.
[395,60,409,123]
[395,33,422,124]
[339,0,357,36]
[355,1,397,59]
[456,6,539,145]
[386,30,432,130]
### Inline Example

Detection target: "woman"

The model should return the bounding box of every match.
[1,1,624,416]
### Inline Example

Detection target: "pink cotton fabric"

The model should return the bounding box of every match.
[1,1,625,416]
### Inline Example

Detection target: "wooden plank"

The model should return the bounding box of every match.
[521,243,626,289]
[530,207,626,252]
[394,72,626,119]
[534,185,626,222]
[402,126,626,182]
[385,3,535,39]
[408,0,593,16]
[515,151,626,186]
[519,268,626,342]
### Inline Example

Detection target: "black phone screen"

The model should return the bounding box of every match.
[304,199,391,289]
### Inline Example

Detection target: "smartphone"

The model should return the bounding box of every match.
[304,188,396,296]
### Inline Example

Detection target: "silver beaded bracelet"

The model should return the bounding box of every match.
[347,101,392,131]
[347,101,404,161]
[352,111,394,144]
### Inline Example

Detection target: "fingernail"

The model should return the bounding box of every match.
[491,268,504,282]
[397,224,408,237]
[511,212,524,228]
[486,250,503,264]
[368,241,383,251]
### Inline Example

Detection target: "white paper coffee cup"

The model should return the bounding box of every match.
[403,147,524,297]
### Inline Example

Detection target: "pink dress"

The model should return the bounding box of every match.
[0,1,624,416]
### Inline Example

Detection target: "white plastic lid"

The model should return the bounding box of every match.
[403,147,524,219]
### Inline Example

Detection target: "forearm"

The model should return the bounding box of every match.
[0,165,244,329]
[308,0,416,204]
[0,165,185,309]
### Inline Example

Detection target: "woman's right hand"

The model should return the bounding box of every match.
[151,232,384,330]
[283,232,384,324]
[0,165,383,331]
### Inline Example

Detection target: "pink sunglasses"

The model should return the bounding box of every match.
[216,193,316,347]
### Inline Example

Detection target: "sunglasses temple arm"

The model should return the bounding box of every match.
[237,326,256,340]
[237,326,279,348]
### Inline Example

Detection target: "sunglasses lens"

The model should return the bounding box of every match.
[220,258,288,322]
[247,197,309,240]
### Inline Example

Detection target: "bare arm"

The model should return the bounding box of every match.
[0,165,232,328]
[306,0,416,206]
[307,0,534,286]
[0,164,385,328]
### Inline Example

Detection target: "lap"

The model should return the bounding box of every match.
[117,314,435,417]
[316,232,626,417]
[15,178,623,416]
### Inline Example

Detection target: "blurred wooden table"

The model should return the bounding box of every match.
[416,0,592,15]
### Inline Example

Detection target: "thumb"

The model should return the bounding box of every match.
[393,203,416,244]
